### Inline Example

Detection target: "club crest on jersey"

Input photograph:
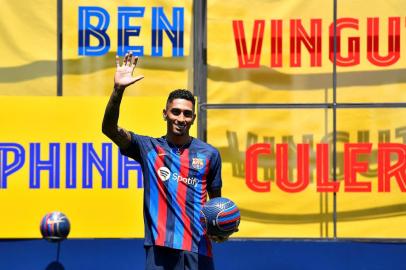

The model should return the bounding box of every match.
[157,167,171,181]
[192,158,204,170]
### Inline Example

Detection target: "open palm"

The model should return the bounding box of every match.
[114,52,144,89]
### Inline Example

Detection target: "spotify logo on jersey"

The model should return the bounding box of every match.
[157,167,171,181]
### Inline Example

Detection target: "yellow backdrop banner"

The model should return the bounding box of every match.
[0,0,192,97]
[206,0,406,238]
[0,96,196,238]
[63,0,193,96]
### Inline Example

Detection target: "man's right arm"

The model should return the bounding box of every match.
[102,87,132,149]
[102,52,144,149]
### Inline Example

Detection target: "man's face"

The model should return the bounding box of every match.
[163,98,196,137]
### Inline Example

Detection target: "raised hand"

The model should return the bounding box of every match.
[114,51,144,90]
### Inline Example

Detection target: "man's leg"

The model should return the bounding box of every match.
[183,250,215,270]
[145,245,183,270]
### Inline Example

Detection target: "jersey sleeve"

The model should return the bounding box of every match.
[207,149,222,192]
[119,132,144,162]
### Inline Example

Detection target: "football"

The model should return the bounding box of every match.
[40,211,70,242]
[200,197,240,238]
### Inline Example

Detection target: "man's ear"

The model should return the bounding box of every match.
[163,109,167,121]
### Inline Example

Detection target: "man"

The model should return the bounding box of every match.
[102,52,223,270]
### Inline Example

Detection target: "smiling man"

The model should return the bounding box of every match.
[102,52,223,270]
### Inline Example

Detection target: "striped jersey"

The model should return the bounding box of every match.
[120,132,222,257]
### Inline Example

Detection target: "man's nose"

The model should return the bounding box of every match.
[177,114,186,122]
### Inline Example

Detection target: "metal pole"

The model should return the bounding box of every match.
[57,0,63,96]
[193,0,208,141]
[332,0,338,239]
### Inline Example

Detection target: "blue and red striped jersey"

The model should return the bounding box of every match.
[120,132,222,256]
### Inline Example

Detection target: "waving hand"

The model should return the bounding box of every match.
[114,51,144,90]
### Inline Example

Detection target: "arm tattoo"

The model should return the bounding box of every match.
[102,88,131,149]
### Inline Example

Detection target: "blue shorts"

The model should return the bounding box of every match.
[145,245,215,270]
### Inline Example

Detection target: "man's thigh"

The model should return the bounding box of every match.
[145,246,214,270]
[145,245,181,270]
[183,250,215,270]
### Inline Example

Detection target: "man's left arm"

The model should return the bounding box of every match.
[208,189,221,199]
[207,150,223,198]
[206,150,231,243]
